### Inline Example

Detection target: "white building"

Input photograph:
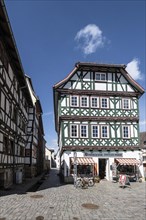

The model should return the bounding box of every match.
[53,62,145,182]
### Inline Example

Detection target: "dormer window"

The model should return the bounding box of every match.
[95,73,106,81]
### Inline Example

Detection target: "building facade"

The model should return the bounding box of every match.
[53,62,145,182]
[0,1,45,187]
[25,76,45,177]
[0,1,33,188]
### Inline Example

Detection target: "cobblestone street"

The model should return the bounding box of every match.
[0,168,146,220]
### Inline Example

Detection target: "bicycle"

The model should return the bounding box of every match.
[75,177,83,188]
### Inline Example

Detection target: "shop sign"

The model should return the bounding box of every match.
[84,152,123,157]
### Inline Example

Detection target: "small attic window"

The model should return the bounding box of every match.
[95,73,106,81]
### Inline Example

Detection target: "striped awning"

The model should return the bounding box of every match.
[70,157,95,165]
[116,158,140,166]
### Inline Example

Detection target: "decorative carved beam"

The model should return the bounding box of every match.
[62,145,140,151]
[59,116,139,122]
[56,88,139,97]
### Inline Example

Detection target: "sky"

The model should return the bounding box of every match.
[5,0,146,151]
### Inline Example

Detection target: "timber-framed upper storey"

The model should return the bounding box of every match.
[53,62,145,153]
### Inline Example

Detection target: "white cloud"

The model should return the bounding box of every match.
[75,24,105,55]
[126,58,142,80]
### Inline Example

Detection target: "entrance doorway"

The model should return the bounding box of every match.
[99,159,106,179]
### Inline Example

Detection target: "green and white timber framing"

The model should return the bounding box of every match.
[53,62,145,181]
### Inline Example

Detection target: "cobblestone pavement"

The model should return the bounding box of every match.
[0,168,146,220]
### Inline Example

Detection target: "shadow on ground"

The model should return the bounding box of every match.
[0,169,66,197]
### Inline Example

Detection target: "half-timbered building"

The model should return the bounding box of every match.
[0,1,33,188]
[53,62,145,182]
[0,1,45,187]
[25,76,45,177]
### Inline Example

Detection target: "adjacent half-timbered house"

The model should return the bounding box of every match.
[25,76,45,177]
[0,1,33,188]
[0,1,45,187]
[53,62,145,182]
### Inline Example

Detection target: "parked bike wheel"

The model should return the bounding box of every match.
[88,179,94,187]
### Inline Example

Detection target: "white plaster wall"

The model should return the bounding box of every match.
[64,126,68,137]
[83,72,90,81]
[111,127,115,138]
[64,82,71,89]
[95,83,106,90]
[120,75,127,83]
[123,150,140,159]
[117,84,123,92]
[61,98,66,106]
[133,100,137,109]
[115,100,120,109]
[76,83,81,89]
[108,73,112,82]
[110,101,114,108]
[127,85,134,92]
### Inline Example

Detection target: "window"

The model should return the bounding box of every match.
[3,136,9,153]
[95,73,106,81]
[123,126,130,138]
[91,97,98,108]
[101,126,109,138]
[80,125,88,138]
[101,98,108,108]
[123,99,130,109]
[70,125,78,138]
[10,140,14,155]
[80,96,88,107]
[20,146,24,157]
[70,96,78,107]
[91,125,99,138]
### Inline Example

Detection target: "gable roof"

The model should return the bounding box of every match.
[53,62,145,132]
[53,62,145,96]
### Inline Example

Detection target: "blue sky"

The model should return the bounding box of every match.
[5,0,146,151]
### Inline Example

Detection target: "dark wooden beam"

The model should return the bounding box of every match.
[56,88,139,97]
[59,116,139,122]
